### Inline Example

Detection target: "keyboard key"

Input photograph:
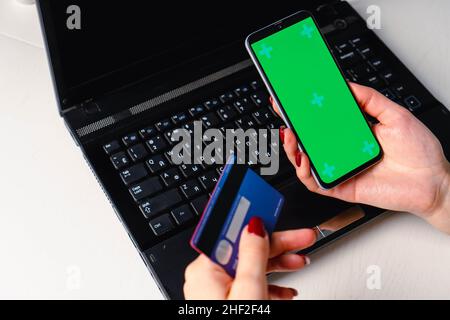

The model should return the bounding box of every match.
[198,170,219,191]
[369,58,384,71]
[164,129,176,146]
[363,75,383,89]
[171,112,189,125]
[236,115,256,130]
[165,128,190,146]
[349,35,366,47]
[149,214,175,236]
[127,144,149,162]
[110,152,130,170]
[120,164,147,186]
[216,165,225,176]
[201,113,220,128]
[179,139,199,157]
[165,149,185,165]
[189,105,206,117]
[139,126,157,139]
[392,84,406,98]
[334,42,351,54]
[129,177,163,202]
[160,168,183,187]
[267,118,285,130]
[183,121,196,134]
[252,107,273,126]
[155,119,173,132]
[357,45,373,59]
[217,105,238,121]
[171,205,195,226]
[180,163,202,178]
[338,51,361,66]
[380,70,395,85]
[234,98,255,114]
[180,179,203,199]
[139,189,182,219]
[380,88,397,101]
[251,91,269,107]
[146,154,169,173]
[103,141,121,155]
[250,80,262,90]
[204,99,221,110]
[347,64,373,82]
[146,135,168,154]
[234,85,251,97]
[219,92,235,103]
[404,95,422,111]
[191,195,209,215]
[219,122,237,133]
[122,133,139,147]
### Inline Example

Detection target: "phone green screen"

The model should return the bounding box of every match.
[251,17,381,186]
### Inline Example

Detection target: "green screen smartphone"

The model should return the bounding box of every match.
[246,11,382,189]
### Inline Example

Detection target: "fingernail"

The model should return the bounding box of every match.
[279,126,285,144]
[291,288,299,297]
[295,150,302,167]
[248,217,266,238]
[269,96,273,105]
[299,255,311,265]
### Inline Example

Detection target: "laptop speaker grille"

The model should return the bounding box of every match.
[76,59,253,138]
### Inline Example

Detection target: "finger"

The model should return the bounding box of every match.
[295,152,349,199]
[269,96,281,117]
[282,131,326,195]
[349,83,406,125]
[267,254,310,273]
[294,151,327,194]
[184,255,232,300]
[268,285,298,300]
[282,128,299,166]
[229,217,270,300]
[270,229,316,258]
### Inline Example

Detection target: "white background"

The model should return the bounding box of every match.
[0,0,449,299]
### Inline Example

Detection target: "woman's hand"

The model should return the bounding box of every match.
[184,217,316,300]
[272,83,450,233]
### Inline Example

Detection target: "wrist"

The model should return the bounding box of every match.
[426,163,450,234]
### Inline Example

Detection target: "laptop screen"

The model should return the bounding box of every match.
[38,1,319,109]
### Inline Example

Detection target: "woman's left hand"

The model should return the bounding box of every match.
[184,217,316,300]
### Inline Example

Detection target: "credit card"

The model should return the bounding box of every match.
[190,156,284,277]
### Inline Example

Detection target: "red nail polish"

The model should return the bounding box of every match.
[248,217,266,238]
[279,127,285,144]
[269,96,273,105]
[295,150,302,167]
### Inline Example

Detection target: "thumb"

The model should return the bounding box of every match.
[228,217,269,299]
[350,82,405,125]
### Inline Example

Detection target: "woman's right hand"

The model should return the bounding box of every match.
[272,83,450,233]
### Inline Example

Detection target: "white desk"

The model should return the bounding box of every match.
[0,0,449,299]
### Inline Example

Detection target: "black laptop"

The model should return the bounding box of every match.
[37,0,450,299]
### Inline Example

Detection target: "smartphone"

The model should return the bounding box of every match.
[246,11,382,189]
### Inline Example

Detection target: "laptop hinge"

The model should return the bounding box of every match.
[62,98,102,116]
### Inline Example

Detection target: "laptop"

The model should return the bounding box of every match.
[37,0,450,299]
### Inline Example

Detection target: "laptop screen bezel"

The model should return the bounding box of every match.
[37,0,332,113]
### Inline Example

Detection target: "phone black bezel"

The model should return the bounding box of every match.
[245,10,383,190]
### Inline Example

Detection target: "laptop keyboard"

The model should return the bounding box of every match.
[103,80,286,237]
[102,31,426,240]
[332,34,423,112]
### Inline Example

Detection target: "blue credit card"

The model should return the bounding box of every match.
[191,156,284,277]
